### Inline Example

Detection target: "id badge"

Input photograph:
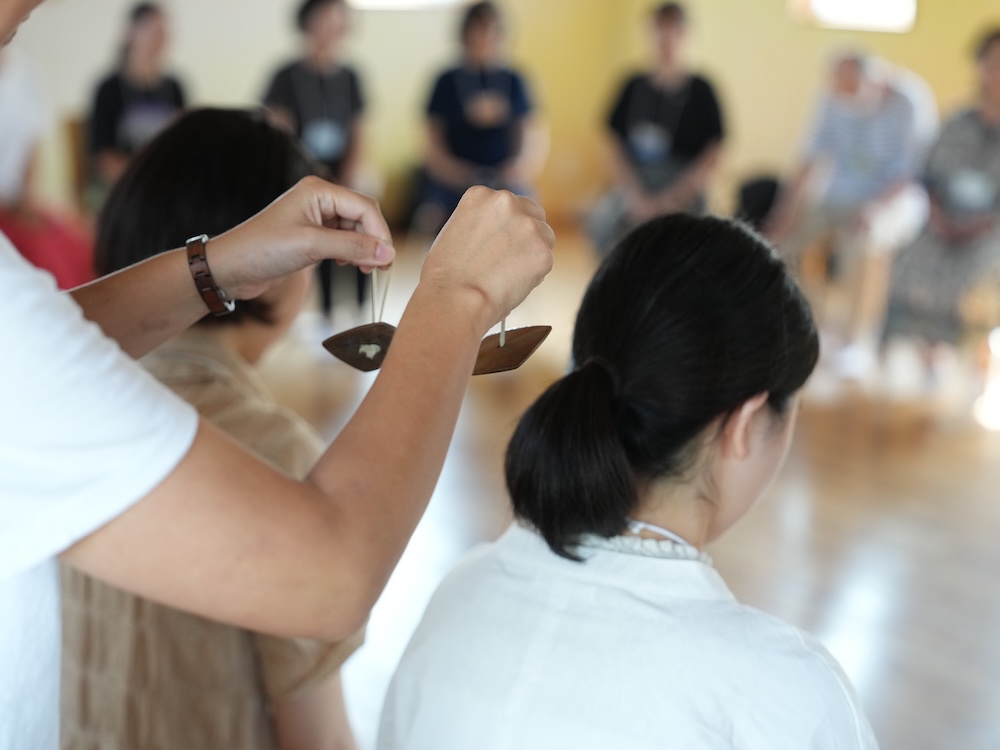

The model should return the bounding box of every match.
[303,119,347,162]
[628,121,672,164]
[949,169,998,214]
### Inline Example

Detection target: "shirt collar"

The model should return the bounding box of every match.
[496,523,738,605]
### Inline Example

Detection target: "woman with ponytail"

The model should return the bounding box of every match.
[378,214,878,749]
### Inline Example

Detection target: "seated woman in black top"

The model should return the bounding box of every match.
[263,0,364,185]
[590,2,724,251]
[262,0,368,323]
[414,2,543,232]
[88,3,185,203]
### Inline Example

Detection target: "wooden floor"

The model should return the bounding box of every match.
[259,228,1000,750]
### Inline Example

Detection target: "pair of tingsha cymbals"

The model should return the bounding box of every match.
[323,267,551,375]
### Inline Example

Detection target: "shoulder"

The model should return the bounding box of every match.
[943,107,980,129]
[621,72,648,92]
[688,73,719,98]
[262,62,299,100]
[144,346,323,478]
[609,74,647,108]
[415,533,518,618]
[884,85,915,114]
[933,108,982,144]
[501,66,528,83]
[433,67,461,86]
[428,68,460,105]
[273,60,302,78]
[266,61,304,90]
[94,73,122,98]
[714,606,866,706]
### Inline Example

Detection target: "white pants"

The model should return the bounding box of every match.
[779,184,929,342]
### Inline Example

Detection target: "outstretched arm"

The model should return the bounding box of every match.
[62,187,556,642]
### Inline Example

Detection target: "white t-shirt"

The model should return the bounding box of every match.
[379,524,879,750]
[0,235,198,748]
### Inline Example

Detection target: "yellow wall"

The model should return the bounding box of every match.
[15,0,1000,221]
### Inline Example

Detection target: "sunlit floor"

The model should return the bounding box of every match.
[260,227,1000,750]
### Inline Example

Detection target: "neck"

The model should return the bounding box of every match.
[652,61,686,87]
[626,480,715,549]
[125,57,160,85]
[465,55,495,71]
[306,49,338,72]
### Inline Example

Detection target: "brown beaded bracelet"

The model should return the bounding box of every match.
[186,234,235,316]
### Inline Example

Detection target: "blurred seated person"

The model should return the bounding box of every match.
[263,0,369,324]
[885,30,1000,364]
[765,51,932,374]
[587,2,724,253]
[87,2,185,209]
[61,109,363,750]
[0,47,93,289]
[413,1,544,233]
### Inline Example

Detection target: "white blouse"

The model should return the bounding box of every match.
[378,523,878,750]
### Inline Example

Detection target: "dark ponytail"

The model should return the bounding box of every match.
[506,360,634,561]
[506,214,819,559]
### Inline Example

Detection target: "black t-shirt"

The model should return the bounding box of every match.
[427,65,533,168]
[263,62,364,178]
[88,73,186,157]
[608,73,724,169]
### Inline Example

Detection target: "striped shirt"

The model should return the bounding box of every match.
[804,86,919,206]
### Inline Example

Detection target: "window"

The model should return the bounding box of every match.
[788,0,917,33]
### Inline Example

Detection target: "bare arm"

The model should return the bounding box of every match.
[501,116,549,188]
[69,177,394,358]
[653,141,722,212]
[96,149,130,185]
[606,135,656,222]
[338,117,364,190]
[61,187,555,642]
[272,673,355,750]
[763,160,819,243]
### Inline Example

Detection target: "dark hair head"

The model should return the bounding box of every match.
[461,1,501,41]
[119,2,164,68]
[505,214,818,559]
[297,0,345,32]
[95,108,318,327]
[976,28,1000,61]
[653,2,687,26]
[831,48,873,75]
[129,2,162,25]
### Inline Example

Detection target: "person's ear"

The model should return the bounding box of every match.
[719,393,769,460]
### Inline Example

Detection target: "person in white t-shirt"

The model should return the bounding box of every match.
[0,4,555,748]
[379,215,878,750]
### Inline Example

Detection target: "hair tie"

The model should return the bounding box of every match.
[581,355,621,398]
